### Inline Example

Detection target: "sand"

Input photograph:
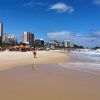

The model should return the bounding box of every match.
[0,50,68,71]
[0,64,100,100]
[0,51,100,100]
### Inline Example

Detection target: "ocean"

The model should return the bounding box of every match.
[59,51,100,74]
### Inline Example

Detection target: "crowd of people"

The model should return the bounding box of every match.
[0,45,35,52]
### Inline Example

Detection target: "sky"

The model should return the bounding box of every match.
[0,0,100,47]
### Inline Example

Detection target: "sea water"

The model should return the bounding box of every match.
[59,51,100,74]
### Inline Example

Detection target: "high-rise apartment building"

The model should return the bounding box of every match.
[23,32,34,45]
[63,40,71,47]
[2,33,17,46]
[34,38,44,47]
[0,22,3,45]
[63,40,67,47]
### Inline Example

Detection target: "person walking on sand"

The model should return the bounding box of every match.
[33,47,37,58]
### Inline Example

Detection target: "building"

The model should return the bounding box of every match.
[34,38,44,47]
[23,32,34,46]
[47,40,61,49]
[2,33,8,44]
[63,40,71,48]
[2,33,17,46]
[63,40,67,47]
[7,34,17,46]
[0,22,3,45]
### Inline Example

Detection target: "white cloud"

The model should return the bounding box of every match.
[23,1,47,7]
[47,31,73,39]
[92,31,100,36]
[22,2,74,13]
[23,1,34,7]
[93,0,100,5]
[36,2,48,6]
[49,2,74,13]
[47,31,92,41]
[47,31,100,47]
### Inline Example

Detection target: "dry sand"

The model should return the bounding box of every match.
[0,64,100,100]
[0,50,68,71]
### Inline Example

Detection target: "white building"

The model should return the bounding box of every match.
[0,22,3,37]
[47,40,61,49]
[2,33,7,43]
[2,33,17,45]
[23,32,34,45]
[63,40,71,47]
[0,22,3,45]
[63,40,67,47]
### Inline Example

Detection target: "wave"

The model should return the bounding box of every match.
[60,51,100,74]
[58,62,100,75]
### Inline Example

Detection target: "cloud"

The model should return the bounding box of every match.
[49,2,74,13]
[47,31,73,39]
[47,31,92,41]
[92,31,100,36]
[47,31,100,47]
[36,2,48,6]
[23,1,34,7]
[93,0,100,5]
[22,1,74,13]
[23,1,47,7]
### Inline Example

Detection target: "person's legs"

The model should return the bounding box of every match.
[34,52,36,58]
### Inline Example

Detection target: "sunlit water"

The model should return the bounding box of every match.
[59,51,100,75]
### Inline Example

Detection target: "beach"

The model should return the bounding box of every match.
[0,50,68,71]
[0,64,100,100]
[0,50,100,100]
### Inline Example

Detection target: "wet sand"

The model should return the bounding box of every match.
[0,64,100,100]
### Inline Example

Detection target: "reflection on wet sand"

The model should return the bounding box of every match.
[0,64,100,100]
[32,64,36,72]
